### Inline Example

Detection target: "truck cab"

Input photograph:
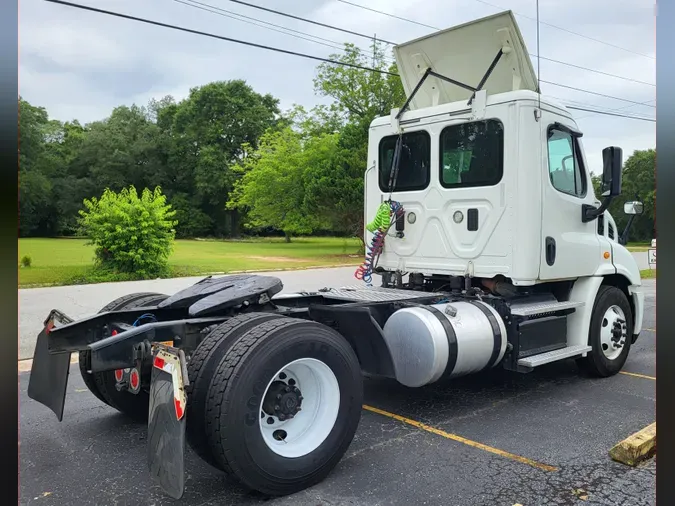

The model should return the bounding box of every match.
[364,10,644,366]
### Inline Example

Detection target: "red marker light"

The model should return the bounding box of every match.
[114,369,124,382]
[130,369,140,390]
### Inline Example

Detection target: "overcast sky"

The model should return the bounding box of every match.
[19,0,655,174]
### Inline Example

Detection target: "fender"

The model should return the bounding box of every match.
[566,276,604,350]
[593,241,644,338]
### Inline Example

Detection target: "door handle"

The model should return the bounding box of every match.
[545,237,556,266]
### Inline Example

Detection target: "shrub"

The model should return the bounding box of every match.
[79,186,178,277]
[20,255,32,268]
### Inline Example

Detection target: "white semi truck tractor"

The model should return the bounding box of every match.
[28,10,645,500]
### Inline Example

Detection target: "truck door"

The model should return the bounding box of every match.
[539,114,602,280]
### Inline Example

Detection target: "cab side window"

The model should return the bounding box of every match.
[546,127,587,197]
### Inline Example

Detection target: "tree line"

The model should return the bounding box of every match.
[18,41,654,243]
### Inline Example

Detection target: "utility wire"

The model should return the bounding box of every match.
[41,0,656,124]
[176,0,397,63]
[469,0,655,60]
[574,98,656,120]
[174,0,357,56]
[224,0,397,45]
[539,80,654,108]
[533,54,654,87]
[565,105,655,122]
[218,0,656,87]
[42,0,399,75]
[336,0,438,30]
[337,0,655,60]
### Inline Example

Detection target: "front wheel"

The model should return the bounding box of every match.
[577,285,633,377]
[204,318,363,496]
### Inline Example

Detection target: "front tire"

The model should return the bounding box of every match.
[577,285,633,377]
[204,318,363,496]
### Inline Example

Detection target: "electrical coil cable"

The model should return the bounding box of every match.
[354,201,404,284]
[355,133,406,284]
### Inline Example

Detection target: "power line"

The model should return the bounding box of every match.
[540,80,655,108]
[566,105,655,123]
[43,0,398,75]
[224,0,397,45]
[336,0,438,30]
[469,0,655,60]
[223,0,654,88]
[175,0,396,64]
[41,0,657,125]
[174,0,350,55]
[337,0,655,61]
[574,98,655,120]
[335,1,655,86]
[533,54,654,87]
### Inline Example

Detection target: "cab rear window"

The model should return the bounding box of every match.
[378,131,431,192]
[439,119,504,188]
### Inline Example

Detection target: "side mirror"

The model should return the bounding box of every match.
[624,201,644,215]
[601,146,623,197]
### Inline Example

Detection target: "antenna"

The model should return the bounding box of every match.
[536,0,542,117]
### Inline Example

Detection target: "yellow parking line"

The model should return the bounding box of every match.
[363,404,558,472]
[619,371,656,381]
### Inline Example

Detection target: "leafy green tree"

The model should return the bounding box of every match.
[18,98,49,172]
[228,127,332,242]
[311,42,406,246]
[592,148,655,242]
[313,42,405,123]
[164,80,281,236]
[19,169,57,236]
[79,186,177,277]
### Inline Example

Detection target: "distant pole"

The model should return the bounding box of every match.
[373,33,377,67]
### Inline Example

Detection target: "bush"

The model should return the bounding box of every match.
[20,255,32,268]
[79,186,178,277]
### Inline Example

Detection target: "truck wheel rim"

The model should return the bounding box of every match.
[258,358,340,458]
[600,305,627,361]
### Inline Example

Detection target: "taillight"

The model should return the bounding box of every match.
[129,368,140,392]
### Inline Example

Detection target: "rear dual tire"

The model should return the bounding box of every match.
[185,312,286,469]
[197,317,363,496]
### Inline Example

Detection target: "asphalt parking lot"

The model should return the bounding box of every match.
[19,280,655,506]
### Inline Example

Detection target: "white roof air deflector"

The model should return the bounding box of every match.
[393,11,538,112]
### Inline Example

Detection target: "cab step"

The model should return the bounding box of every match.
[517,344,592,368]
[509,300,584,317]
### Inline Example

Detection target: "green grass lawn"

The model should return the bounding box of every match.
[18,237,362,288]
[640,269,656,279]
[626,241,653,252]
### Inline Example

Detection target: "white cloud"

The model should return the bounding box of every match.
[19,0,654,162]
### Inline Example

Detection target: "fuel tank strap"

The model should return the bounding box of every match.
[467,301,502,370]
[422,306,458,378]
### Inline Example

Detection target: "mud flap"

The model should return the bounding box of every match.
[27,311,75,421]
[147,345,189,500]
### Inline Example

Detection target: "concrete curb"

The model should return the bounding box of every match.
[609,422,656,466]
